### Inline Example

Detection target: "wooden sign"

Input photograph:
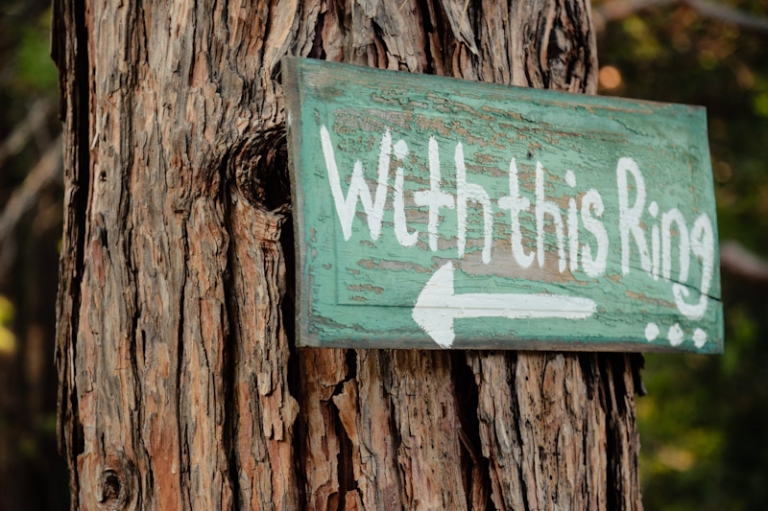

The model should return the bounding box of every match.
[283,57,723,353]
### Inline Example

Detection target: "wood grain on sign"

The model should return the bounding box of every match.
[283,57,723,353]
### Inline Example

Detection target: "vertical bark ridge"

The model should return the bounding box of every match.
[52,0,95,507]
[225,121,298,508]
[296,347,346,510]
[228,197,299,509]
[467,351,526,511]
[601,354,642,510]
[389,350,467,510]
[55,0,641,509]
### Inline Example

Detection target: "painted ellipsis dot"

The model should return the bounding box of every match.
[693,328,707,348]
[668,323,684,346]
[645,322,659,342]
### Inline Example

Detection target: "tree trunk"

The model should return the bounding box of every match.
[53,1,643,509]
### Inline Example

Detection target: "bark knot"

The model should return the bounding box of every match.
[91,450,138,511]
[230,128,291,213]
[99,470,122,506]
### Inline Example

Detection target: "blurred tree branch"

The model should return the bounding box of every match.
[0,134,62,272]
[720,241,768,285]
[0,99,52,169]
[594,0,768,33]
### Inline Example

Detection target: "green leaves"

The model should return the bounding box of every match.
[15,11,56,95]
[0,295,16,355]
[598,1,768,508]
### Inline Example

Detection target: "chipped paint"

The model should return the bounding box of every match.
[284,57,723,353]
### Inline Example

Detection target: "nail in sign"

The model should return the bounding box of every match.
[283,57,723,353]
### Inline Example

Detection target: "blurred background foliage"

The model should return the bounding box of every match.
[0,0,67,509]
[595,1,768,509]
[0,0,767,509]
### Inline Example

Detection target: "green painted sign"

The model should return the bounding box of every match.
[283,57,723,353]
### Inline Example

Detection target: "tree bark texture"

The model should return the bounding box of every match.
[53,0,643,509]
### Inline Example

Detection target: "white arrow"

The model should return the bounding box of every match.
[412,262,598,348]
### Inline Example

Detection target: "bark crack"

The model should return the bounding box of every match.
[452,351,490,510]
[221,152,243,511]
[176,217,191,511]
[332,349,358,511]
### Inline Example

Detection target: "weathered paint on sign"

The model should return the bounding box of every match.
[283,57,723,353]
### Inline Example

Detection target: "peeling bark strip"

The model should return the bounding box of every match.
[54,0,643,510]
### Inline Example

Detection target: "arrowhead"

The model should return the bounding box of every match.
[413,262,456,348]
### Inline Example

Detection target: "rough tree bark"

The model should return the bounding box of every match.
[53,0,643,509]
